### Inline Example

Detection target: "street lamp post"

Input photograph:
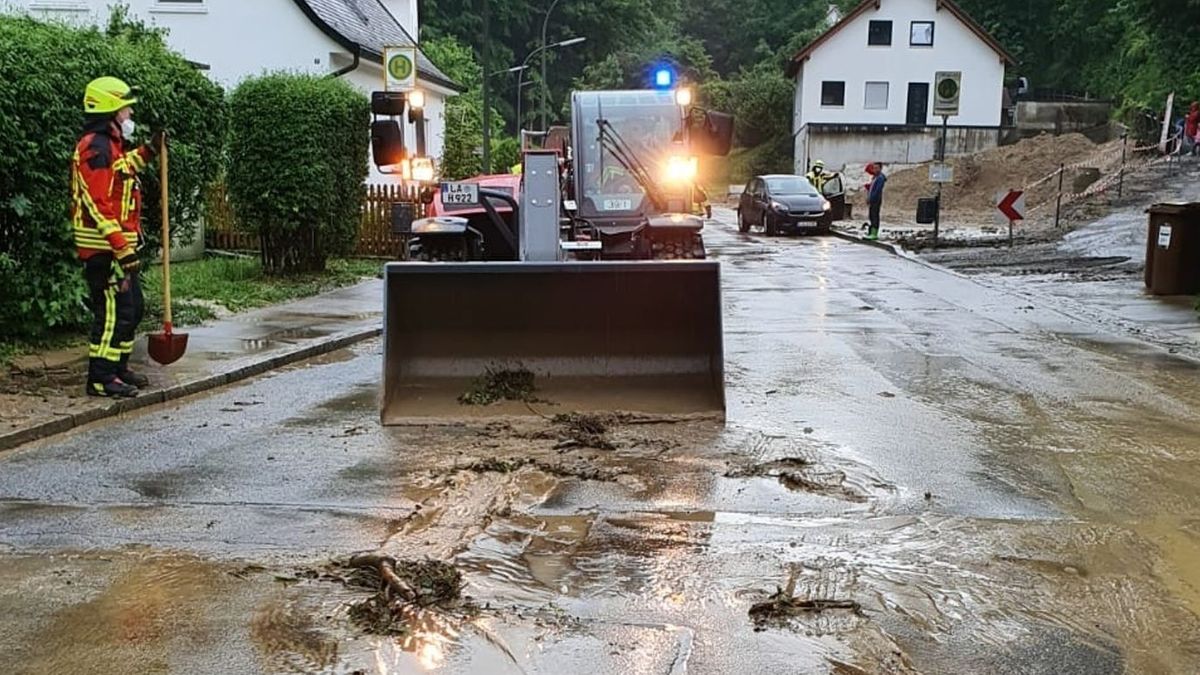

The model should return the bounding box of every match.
[539,0,564,133]
[515,37,586,134]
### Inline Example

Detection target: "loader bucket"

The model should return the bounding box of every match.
[382,261,724,423]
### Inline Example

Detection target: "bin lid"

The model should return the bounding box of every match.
[1147,202,1200,216]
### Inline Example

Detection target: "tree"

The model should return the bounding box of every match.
[423,36,513,179]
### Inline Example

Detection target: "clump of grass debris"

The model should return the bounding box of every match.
[551,413,617,450]
[343,554,469,635]
[748,567,862,631]
[463,457,532,473]
[458,365,538,406]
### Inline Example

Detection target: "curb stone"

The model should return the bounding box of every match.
[0,325,382,453]
[829,229,906,256]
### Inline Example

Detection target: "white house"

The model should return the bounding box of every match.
[786,0,1015,174]
[17,0,460,182]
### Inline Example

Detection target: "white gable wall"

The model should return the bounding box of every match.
[23,0,336,87]
[796,0,1005,128]
[18,0,450,183]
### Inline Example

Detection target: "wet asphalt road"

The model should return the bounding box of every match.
[2,208,1200,673]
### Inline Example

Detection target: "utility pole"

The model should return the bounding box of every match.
[481,0,492,174]
[539,0,564,132]
[934,114,948,243]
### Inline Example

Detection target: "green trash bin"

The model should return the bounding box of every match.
[1145,202,1200,296]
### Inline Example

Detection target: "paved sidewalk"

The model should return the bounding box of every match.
[0,279,383,451]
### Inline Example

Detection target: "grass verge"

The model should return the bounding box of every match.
[2,256,383,367]
[138,255,383,331]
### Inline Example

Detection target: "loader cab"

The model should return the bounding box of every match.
[571,90,688,233]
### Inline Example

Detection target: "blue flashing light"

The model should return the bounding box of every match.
[653,68,674,89]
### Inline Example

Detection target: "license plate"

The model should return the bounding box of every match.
[601,198,633,211]
[441,182,479,206]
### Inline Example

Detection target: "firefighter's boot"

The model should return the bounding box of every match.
[87,377,139,398]
[118,354,150,389]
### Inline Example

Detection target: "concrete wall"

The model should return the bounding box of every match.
[793,0,1007,168]
[796,125,1001,174]
[1015,101,1114,143]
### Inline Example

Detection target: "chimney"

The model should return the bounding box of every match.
[379,0,419,38]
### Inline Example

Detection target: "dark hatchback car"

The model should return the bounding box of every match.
[737,174,846,236]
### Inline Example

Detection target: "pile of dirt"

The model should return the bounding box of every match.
[458,366,538,406]
[882,133,1120,219]
[342,554,468,635]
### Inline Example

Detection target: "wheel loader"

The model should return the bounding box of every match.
[369,86,731,423]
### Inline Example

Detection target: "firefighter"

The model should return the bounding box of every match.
[806,159,829,193]
[692,183,712,219]
[73,76,163,397]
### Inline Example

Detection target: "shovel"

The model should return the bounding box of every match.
[148,132,189,365]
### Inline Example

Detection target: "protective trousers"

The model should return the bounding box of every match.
[868,201,882,238]
[84,254,144,384]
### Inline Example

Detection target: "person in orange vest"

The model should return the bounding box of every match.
[72,77,163,397]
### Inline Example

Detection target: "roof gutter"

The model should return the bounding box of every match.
[328,46,362,79]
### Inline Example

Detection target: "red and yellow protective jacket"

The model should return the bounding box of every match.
[70,120,154,260]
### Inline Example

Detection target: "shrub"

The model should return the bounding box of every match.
[0,10,226,341]
[227,74,369,274]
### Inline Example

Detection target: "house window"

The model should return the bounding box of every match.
[152,0,207,13]
[910,21,935,46]
[28,0,89,9]
[821,81,845,107]
[868,20,893,46]
[864,82,889,110]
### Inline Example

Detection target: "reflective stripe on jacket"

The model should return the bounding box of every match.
[71,122,153,259]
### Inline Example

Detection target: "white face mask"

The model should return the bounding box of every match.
[120,118,136,140]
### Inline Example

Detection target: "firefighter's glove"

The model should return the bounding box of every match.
[115,247,141,275]
[149,129,167,154]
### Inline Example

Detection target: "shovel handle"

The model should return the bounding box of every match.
[159,132,172,329]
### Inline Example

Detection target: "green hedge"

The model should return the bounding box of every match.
[227,73,369,274]
[0,11,226,340]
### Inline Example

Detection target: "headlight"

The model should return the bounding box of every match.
[411,157,435,183]
[663,155,698,184]
[771,201,787,211]
[822,199,832,212]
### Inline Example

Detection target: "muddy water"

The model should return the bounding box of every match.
[5,212,1200,672]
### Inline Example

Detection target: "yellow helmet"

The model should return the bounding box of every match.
[83,76,138,114]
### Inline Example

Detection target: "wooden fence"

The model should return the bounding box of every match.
[205,182,424,259]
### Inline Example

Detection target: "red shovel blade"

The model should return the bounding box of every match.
[148,329,189,365]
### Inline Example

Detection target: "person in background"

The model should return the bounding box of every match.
[1185,102,1200,156]
[865,162,886,241]
[806,159,829,193]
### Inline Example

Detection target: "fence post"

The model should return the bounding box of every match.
[1054,164,1065,229]
[1117,133,1127,200]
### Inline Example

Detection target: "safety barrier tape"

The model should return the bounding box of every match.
[1020,132,1178,196]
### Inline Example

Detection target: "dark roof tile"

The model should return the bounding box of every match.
[293,0,461,90]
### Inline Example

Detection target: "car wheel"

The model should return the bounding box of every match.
[763,212,777,237]
[737,209,750,233]
[816,217,832,235]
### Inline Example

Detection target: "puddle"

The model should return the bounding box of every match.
[239,327,332,353]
